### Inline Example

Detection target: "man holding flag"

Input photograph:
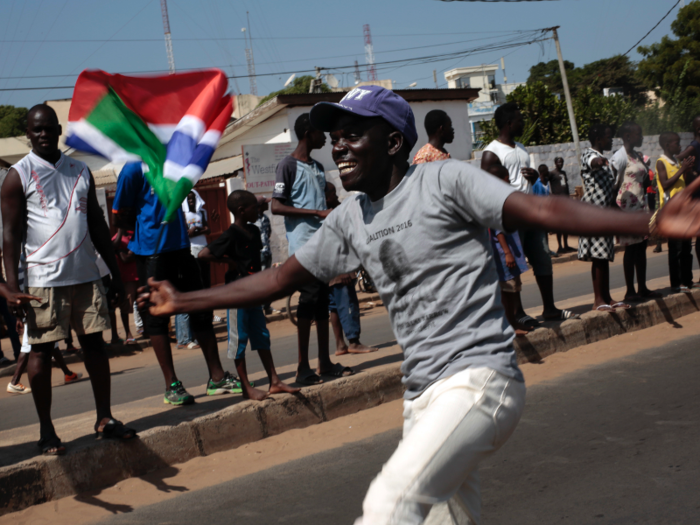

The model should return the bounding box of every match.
[65,69,237,405]
[2,104,135,455]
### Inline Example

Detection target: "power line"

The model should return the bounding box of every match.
[0,31,550,92]
[623,0,681,56]
[0,30,534,44]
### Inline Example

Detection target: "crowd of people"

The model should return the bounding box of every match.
[2,86,700,523]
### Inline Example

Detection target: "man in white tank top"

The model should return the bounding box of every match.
[481,103,579,323]
[1,104,136,455]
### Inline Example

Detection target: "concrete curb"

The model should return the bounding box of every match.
[2,290,699,515]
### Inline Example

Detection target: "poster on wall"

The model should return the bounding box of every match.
[242,143,295,196]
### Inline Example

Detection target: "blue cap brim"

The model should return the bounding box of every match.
[309,101,380,132]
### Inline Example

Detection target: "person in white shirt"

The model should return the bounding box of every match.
[481,103,579,324]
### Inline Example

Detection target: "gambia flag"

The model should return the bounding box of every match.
[66,69,234,221]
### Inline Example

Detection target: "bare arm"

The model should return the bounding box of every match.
[140,255,317,316]
[503,173,700,240]
[657,158,692,191]
[1,169,24,293]
[270,198,330,219]
[197,245,235,265]
[0,170,42,307]
[198,212,211,237]
[677,145,696,162]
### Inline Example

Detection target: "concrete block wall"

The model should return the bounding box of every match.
[471,132,694,193]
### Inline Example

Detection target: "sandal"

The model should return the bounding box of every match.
[543,309,581,321]
[95,419,137,441]
[611,302,631,310]
[37,433,66,456]
[295,368,324,386]
[319,363,354,378]
[595,304,614,312]
[517,315,540,328]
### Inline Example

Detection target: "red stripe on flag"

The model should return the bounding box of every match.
[207,95,234,134]
[69,69,231,127]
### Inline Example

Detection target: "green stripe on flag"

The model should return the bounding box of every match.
[85,88,184,222]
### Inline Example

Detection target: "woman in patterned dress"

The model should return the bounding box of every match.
[612,122,661,302]
[579,123,628,311]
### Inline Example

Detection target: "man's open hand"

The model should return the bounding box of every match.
[137,278,180,317]
[656,176,700,238]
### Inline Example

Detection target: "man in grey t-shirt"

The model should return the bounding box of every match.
[141,86,700,524]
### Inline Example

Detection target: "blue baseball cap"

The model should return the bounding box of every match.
[310,85,418,149]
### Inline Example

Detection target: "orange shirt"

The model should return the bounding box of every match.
[412,143,451,164]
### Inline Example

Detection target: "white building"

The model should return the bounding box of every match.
[444,65,524,147]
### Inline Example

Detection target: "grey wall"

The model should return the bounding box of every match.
[470,132,694,192]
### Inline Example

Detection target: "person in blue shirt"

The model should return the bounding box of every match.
[112,162,238,406]
[271,113,353,385]
[532,164,551,196]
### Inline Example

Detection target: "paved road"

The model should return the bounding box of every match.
[0,251,695,431]
[96,335,700,525]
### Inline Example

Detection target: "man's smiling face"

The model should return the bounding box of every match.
[329,114,396,195]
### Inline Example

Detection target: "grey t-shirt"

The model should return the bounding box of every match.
[295,160,523,399]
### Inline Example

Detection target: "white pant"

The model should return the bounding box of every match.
[356,367,526,525]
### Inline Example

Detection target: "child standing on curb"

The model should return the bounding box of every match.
[199,190,300,400]
[490,229,530,336]
[656,132,696,292]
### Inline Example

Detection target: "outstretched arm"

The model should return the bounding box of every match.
[140,255,317,316]
[503,174,700,240]
[270,198,330,219]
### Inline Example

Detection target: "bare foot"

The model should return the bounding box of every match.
[335,343,349,356]
[347,342,377,354]
[269,381,301,395]
[242,386,269,401]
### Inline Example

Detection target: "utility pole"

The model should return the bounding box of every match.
[309,67,324,94]
[160,0,175,73]
[551,27,581,164]
[433,70,438,89]
[242,12,257,95]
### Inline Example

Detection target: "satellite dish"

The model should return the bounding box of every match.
[324,74,339,89]
[284,73,296,87]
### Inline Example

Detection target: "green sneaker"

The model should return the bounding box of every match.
[164,381,195,406]
[206,372,253,396]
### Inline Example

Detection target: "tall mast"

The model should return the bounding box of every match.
[243,11,258,95]
[363,24,377,82]
[160,0,176,73]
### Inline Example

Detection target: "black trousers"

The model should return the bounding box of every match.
[667,239,693,288]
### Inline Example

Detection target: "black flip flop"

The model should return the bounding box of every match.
[319,363,354,378]
[95,419,137,440]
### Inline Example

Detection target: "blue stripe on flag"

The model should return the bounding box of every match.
[66,134,103,156]
[165,130,196,168]
[190,143,216,171]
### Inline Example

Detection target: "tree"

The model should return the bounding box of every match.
[526,59,573,94]
[257,75,331,107]
[479,82,638,147]
[0,105,27,138]
[637,0,700,102]
[527,56,647,104]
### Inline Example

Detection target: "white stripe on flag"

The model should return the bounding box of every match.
[67,120,141,163]
[175,115,206,142]
[163,159,204,184]
[199,129,222,148]
[148,124,178,144]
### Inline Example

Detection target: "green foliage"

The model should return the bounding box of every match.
[0,105,27,138]
[257,75,331,107]
[637,0,700,102]
[527,56,647,105]
[479,82,638,147]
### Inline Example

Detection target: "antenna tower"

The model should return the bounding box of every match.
[353,60,362,84]
[160,0,176,73]
[363,24,377,82]
[243,12,258,95]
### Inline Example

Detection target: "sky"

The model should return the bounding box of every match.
[0,0,682,110]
